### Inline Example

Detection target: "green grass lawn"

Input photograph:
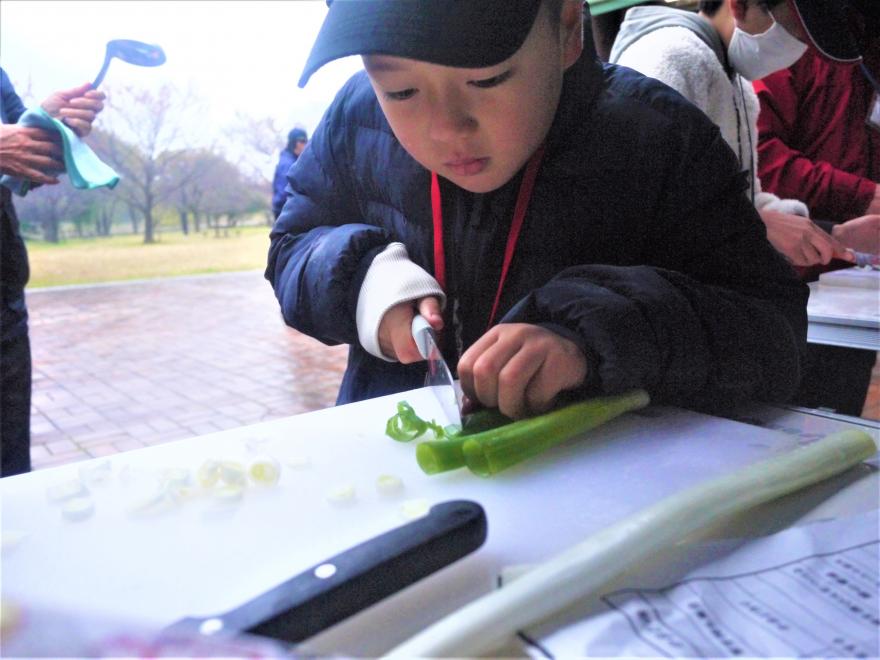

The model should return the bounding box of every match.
[26,227,272,288]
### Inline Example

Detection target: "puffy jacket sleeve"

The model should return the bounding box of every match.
[265,79,393,347]
[505,114,807,413]
[754,70,876,221]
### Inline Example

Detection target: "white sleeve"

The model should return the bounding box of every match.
[755,191,810,217]
[356,242,446,361]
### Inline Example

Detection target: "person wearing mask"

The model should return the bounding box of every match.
[754,0,879,416]
[609,0,866,269]
[272,127,308,219]
[754,0,879,250]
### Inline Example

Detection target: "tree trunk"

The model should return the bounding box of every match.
[42,217,60,243]
[194,211,201,233]
[179,210,189,235]
[144,211,155,243]
[101,209,112,236]
[128,205,140,234]
[143,191,155,244]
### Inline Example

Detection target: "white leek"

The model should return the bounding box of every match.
[385,429,877,658]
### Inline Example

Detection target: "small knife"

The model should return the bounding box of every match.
[411,315,464,427]
[850,249,880,270]
[163,500,486,644]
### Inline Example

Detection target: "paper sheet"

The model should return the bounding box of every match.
[519,512,879,658]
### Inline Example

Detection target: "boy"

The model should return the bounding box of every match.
[266,0,807,420]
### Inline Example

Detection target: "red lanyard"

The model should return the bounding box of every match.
[431,145,545,329]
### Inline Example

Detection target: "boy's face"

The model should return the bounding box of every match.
[363,1,583,193]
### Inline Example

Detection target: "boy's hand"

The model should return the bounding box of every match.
[41,83,106,138]
[378,296,443,363]
[457,324,587,420]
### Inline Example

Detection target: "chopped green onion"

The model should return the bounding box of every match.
[385,401,464,442]
[416,439,467,474]
[385,401,429,441]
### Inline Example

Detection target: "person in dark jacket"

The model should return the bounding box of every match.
[271,127,308,219]
[266,0,808,420]
[1,68,105,476]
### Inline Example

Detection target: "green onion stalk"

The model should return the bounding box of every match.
[414,390,650,477]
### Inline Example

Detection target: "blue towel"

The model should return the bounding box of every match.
[0,107,120,196]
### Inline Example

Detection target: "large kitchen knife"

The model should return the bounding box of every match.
[162,500,486,644]
[411,315,464,427]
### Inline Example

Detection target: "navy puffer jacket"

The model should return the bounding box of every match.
[266,52,808,414]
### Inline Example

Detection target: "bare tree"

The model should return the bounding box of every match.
[14,180,91,243]
[224,112,279,224]
[163,149,222,235]
[90,84,201,243]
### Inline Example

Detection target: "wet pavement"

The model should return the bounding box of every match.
[26,271,347,471]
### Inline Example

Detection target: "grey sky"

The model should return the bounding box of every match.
[1,1,361,161]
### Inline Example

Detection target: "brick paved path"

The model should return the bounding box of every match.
[26,271,347,471]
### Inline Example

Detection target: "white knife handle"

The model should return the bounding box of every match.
[411,314,432,360]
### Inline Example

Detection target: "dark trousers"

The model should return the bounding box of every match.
[1,285,31,476]
[1,189,31,477]
[793,343,876,417]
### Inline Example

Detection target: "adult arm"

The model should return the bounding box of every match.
[754,72,877,221]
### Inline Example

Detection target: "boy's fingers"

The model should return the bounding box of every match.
[417,296,443,330]
[458,328,501,405]
[394,328,423,364]
[470,335,523,411]
[497,350,543,419]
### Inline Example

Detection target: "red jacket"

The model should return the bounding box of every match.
[754,47,879,225]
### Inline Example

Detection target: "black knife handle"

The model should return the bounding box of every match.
[166,499,487,643]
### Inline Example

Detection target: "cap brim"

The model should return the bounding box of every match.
[299,0,543,87]
[789,0,862,62]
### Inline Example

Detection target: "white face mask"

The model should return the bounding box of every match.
[727,18,808,81]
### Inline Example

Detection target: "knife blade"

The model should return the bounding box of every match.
[163,500,487,644]
[850,249,880,270]
[411,314,464,427]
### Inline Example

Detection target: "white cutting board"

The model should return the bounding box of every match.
[809,277,880,327]
[818,266,880,289]
[2,389,877,654]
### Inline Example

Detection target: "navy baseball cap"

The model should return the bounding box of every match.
[288,128,308,142]
[299,0,545,87]
[788,0,862,62]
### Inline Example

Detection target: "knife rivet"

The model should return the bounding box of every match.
[314,563,337,579]
[199,618,224,635]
